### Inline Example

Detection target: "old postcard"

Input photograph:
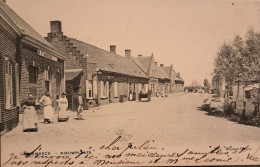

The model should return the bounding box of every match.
[1,0,260,166]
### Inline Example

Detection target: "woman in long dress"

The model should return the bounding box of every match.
[39,91,54,124]
[22,93,38,132]
[57,92,69,122]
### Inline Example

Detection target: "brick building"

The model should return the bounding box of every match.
[0,1,20,135]
[46,21,149,109]
[0,2,66,135]
[174,72,184,92]
[131,54,171,96]
[160,64,184,93]
[45,21,85,110]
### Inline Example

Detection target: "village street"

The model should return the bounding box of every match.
[2,93,260,166]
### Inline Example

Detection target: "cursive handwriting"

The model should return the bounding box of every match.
[2,136,259,167]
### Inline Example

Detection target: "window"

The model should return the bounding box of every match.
[5,58,13,109]
[29,66,37,98]
[114,82,118,97]
[44,70,51,93]
[86,80,93,99]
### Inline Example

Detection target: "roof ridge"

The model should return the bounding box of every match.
[0,2,59,52]
[68,37,126,59]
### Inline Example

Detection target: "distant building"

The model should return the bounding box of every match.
[132,54,171,96]
[185,79,202,93]
[161,64,184,93]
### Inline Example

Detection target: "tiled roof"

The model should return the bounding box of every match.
[136,56,152,74]
[158,66,170,79]
[176,76,184,82]
[50,40,80,69]
[161,66,171,78]
[0,1,55,49]
[68,38,148,78]
[65,69,83,81]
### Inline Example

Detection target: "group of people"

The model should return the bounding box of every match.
[22,91,85,132]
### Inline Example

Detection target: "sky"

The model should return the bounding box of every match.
[7,0,260,86]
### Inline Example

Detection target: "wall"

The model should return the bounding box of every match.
[19,42,65,116]
[86,70,148,107]
[0,24,19,135]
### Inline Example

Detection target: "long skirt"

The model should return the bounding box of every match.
[23,106,38,130]
[129,94,133,101]
[43,105,54,120]
[58,105,68,120]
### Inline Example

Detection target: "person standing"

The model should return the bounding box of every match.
[22,93,38,132]
[39,91,54,124]
[57,92,69,122]
[129,89,133,101]
[75,92,84,120]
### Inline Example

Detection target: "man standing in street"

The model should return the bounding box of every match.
[76,92,84,120]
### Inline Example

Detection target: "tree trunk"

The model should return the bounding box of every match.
[257,57,260,125]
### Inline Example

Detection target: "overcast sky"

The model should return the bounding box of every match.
[7,0,260,85]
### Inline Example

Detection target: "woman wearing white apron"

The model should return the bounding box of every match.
[129,90,133,101]
[39,91,54,124]
[22,93,38,132]
[57,92,69,122]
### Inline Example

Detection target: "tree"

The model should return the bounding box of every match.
[213,35,246,97]
[203,79,211,89]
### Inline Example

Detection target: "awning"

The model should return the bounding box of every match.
[65,69,83,81]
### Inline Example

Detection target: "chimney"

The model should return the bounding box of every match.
[155,62,158,66]
[138,54,142,57]
[125,49,131,58]
[110,45,116,54]
[160,64,164,67]
[50,21,62,34]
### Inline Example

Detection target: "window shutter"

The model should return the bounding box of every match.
[15,63,20,106]
[106,81,109,98]
[100,81,104,98]
[86,80,89,99]
[93,80,97,98]
[145,84,148,93]
[114,82,118,97]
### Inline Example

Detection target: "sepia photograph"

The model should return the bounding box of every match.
[0,0,260,166]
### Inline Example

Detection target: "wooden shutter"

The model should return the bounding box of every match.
[86,80,89,99]
[106,81,109,98]
[0,56,4,110]
[100,81,104,98]
[114,82,118,97]
[15,63,20,106]
[93,80,97,98]
[145,84,148,93]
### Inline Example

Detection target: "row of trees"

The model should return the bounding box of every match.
[213,28,260,96]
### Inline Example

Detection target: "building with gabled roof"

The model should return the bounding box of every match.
[46,21,149,108]
[161,64,184,93]
[0,1,66,135]
[131,54,171,96]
